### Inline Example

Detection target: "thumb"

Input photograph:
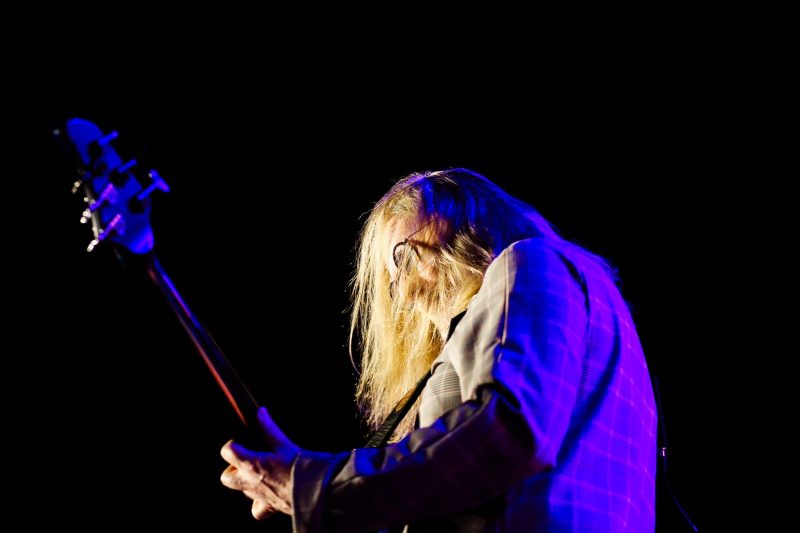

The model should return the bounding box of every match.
[221,439,259,466]
[256,406,296,451]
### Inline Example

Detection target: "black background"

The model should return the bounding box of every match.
[13,90,734,531]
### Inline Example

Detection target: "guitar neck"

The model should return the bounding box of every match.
[57,119,259,432]
[144,253,259,428]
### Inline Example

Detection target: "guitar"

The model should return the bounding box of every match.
[55,118,260,430]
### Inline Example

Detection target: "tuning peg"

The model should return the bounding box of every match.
[96,131,119,147]
[70,180,83,194]
[109,159,137,186]
[117,159,136,173]
[136,170,170,202]
[80,183,118,224]
[87,214,125,252]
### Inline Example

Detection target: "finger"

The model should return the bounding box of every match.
[220,440,259,469]
[256,407,294,450]
[220,465,244,491]
[251,498,275,520]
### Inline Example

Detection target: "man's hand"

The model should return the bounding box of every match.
[220,407,301,519]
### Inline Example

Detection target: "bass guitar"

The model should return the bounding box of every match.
[55,117,260,430]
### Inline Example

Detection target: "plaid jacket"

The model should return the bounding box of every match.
[292,238,657,532]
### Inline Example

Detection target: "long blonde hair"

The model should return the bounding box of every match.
[350,169,563,439]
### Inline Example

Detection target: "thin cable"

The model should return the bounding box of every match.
[653,377,699,532]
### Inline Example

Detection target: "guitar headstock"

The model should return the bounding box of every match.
[56,118,169,254]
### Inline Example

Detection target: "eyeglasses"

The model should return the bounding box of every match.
[389,239,419,300]
[392,238,422,270]
[389,222,435,299]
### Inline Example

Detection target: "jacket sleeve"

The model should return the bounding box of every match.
[291,240,589,533]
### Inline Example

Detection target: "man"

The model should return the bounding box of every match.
[220,168,657,532]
